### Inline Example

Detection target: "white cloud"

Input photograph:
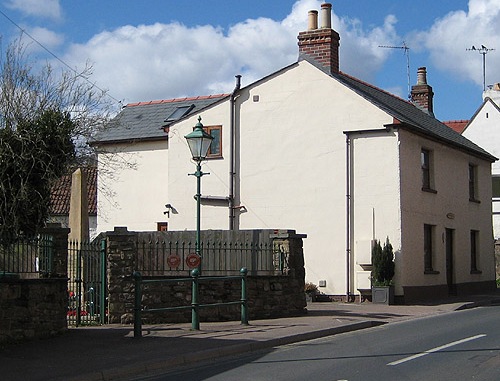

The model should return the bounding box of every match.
[414,0,500,87]
[59,0,398,104]
[5,0,62,20]
[19,26,64,52]
[337,14,399,82]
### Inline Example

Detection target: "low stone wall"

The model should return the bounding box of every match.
[0,277,67,344]
[0,225,69,345]
[105,228,307,324]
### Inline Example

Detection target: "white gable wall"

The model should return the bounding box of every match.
[97,140,169,232]
[167,61,401,296]
[462,99,500,238]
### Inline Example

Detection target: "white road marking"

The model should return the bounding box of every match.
[387,334,486,366]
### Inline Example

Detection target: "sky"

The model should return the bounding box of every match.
[1,0,499,121]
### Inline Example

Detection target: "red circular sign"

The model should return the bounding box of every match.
[167,255,181,268]
[185,253,201,269]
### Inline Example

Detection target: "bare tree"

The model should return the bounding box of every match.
[0,39,118,240]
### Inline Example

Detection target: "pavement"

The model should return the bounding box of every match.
[1,290,500,381]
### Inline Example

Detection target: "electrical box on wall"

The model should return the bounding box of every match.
[318,280,326,287]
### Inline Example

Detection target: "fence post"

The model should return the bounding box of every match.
[76,248,82,327]
[133,271,142,338]
[240,267,249,325]
[100,239,107,325]
[191,269,200,330]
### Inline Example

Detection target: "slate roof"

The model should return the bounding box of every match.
[94,56,495,162]
[92,95,228,144]
[326,68,496,161]
[50,167,97,216]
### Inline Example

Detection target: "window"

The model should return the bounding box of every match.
[492,176,500,198]
[204,125,222,158]
[165,105,194,122]
[470,230,481,273]
[469,164,479,202]
[421,149,435,192]
[424,224,438,273]
[157,222,168,231]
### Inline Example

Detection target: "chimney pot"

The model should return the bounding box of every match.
[417,67,428,85]
[320,3,332,29]
[308,10,318,30]
[298,3,340,74]
[411,67,434,116]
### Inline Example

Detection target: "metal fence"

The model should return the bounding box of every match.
[133,268,249,337]
[0,235,53,278]
[67,239,107,326]
[136,239,288,276]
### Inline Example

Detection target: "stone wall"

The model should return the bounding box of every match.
[105,228,307,324]
[0,278,67,343]
[0,224,69,344]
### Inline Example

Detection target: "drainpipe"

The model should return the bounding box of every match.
[345,134,352,302]
[229,75,241,230]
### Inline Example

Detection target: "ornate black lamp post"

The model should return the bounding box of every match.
[184,116,213,274]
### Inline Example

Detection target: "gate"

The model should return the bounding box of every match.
[67,239,107,326]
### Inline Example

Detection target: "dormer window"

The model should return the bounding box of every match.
[165,104,194,122]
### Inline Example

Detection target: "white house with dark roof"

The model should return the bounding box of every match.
[94,3,497,302]
[458,84,500,239]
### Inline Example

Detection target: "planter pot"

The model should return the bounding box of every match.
[305,292,315,303]
[372,285,394,305]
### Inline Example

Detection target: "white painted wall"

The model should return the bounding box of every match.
[95,60,495,297]
[97,140,169,232]
[167,62,399,295]
[462,99,500,238]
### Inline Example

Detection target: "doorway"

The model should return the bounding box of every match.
[445,228,456,295]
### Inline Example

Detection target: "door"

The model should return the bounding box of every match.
[445,228,456,295]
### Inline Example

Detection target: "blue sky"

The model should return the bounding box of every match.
[1,0,499,121]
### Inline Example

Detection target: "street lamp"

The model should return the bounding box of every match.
[185,116,213,274]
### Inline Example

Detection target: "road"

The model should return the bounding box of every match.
[133,305,500,381]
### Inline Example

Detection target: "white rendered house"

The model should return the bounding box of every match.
[94,3,497,302]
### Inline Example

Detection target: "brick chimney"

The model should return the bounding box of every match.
[411,67,434,116]
[297,3,340,74]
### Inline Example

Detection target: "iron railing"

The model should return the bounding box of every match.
[67,239,107,326]
[0,235,53,278]
[133,268,248,337]
[136,239,288,276]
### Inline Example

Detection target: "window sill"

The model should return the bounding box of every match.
[470,269,482,275]
[424,270,440,275]
[469,198,481,204]
[422,187,437,194]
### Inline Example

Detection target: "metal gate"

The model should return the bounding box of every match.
[67,239,107,326]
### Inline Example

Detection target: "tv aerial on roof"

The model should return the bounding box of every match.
[379,42,411,100]
[466,45,495,91]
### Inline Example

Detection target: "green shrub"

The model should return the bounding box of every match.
[371,237,395,286]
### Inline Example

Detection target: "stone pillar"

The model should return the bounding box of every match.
[105,227,137,324]
[40,223,70,278]
[68,168,89,242]
[270,230,308,312]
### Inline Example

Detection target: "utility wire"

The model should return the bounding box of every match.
[0,8,122,105]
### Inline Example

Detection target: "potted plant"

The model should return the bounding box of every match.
[304,282,318,303]
[371,237,395,304]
